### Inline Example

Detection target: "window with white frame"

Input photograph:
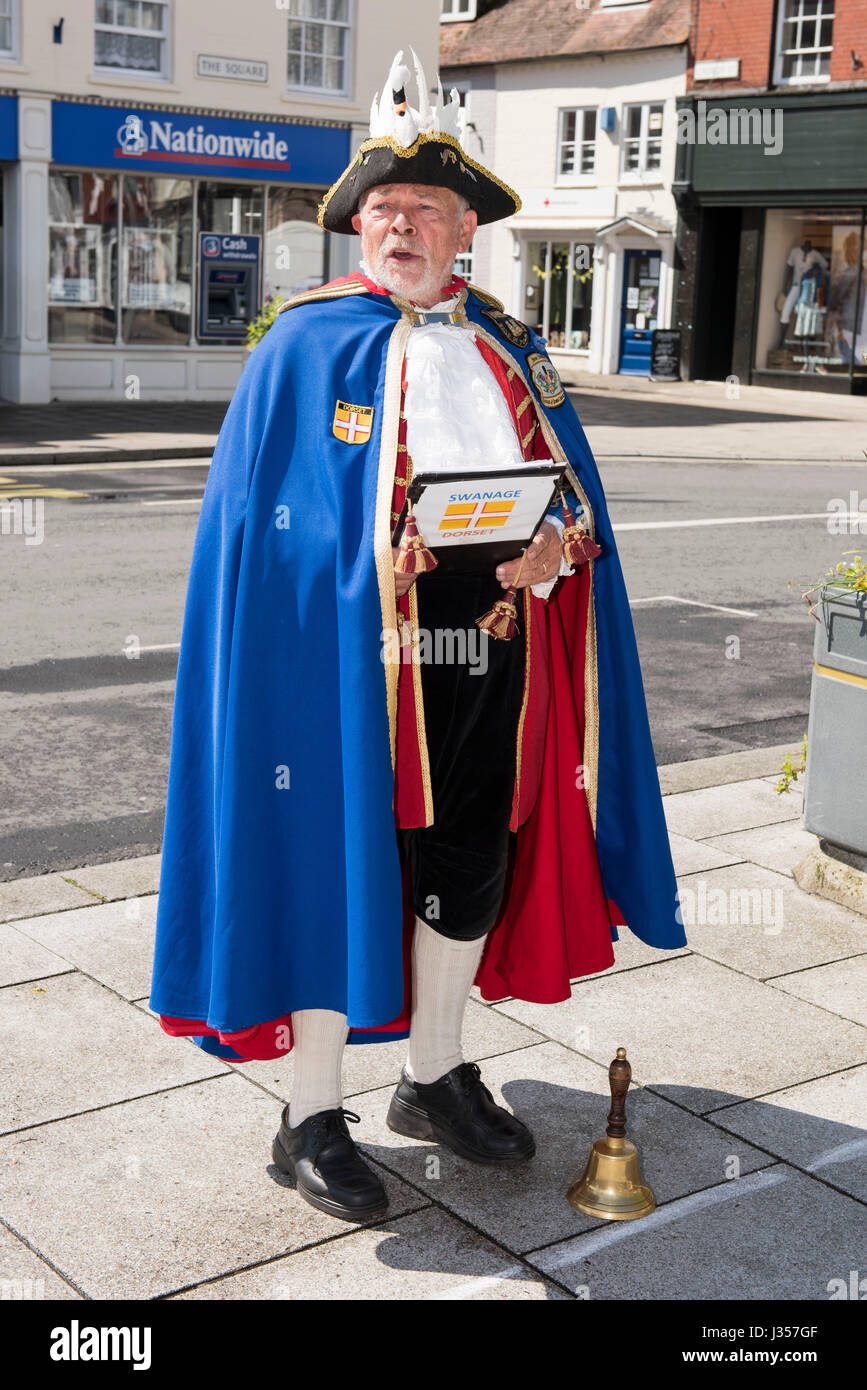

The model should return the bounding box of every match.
[621,103,664,176]
[775,0,834,84]
[287,0,351,95]
[94,1,169,77]
[441,0,478,21]
[558,108,597,179]
[0,0,18,57]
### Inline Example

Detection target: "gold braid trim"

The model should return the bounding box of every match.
[276,279,369,315]
[468,283,505,311]
[317,132,522,228]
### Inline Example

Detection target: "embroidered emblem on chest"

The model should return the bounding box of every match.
[332,400,374,444]
[526,352,565,408]
[479,307,531,349]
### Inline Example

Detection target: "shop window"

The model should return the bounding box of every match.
[558,109,597,179]
[754,208,866,380]
[0,0,18,59]
[441,0,477,20]
[774,0,834,85]
[453,243,474,284]
[122,176,192,344]
[621,103,664,176]
[48,171,118,344]
[199,182,265,239]
[524,240,594,352]
[95,1,170,78]
[286,0,351,96]
[265,185,327,304]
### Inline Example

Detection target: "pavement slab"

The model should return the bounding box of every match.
[172,1206,568,1301]
[710,1065,867,1203]
[0,972,227,1131]
[0,873,97,924]
[236,996,540,1100]
[526,1165,865,1300]
[11,897,158,1000]
[658,745,798,796]
[668,831,744,876]
[0,1074,425,1300]
[0,923,74,988]
[768,956,867,1028]
[676,863,867,978]
[65,854,161,902]
[493,955,867,1112]
[663,780,802,840]
[346,1042,773,1254]
[703,821,818,878]
[0,1223,83,1301]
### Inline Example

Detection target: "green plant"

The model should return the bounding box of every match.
[246,294,284,350]
[776,732,807,795]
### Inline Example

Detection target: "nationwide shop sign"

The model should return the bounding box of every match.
[0,94,17,161]
[50,101,349,184]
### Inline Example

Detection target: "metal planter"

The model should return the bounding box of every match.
[802,585,867,858]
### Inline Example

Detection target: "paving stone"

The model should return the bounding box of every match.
[11,898,157,1000]
[236,996,540,1099]
[0,873,96,924]
[494,955,867,1112]
[657,746,798,796]
[0,972,227,1131]
[704,821,818,878]
[676,863,867,978]
[64,855,161,903]
[663,780,801,840]
[768,956,867,1026]
[173,1206,568,1301]
[345,1042,772,1255]
[526,1165,865,1300]
[669,832,743,877]
[0,1223,82,1300]
[0,923,73,987]
[0,1074,425,1299]
[711,1065,867,1202]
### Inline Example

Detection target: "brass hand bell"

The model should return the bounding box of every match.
[567,1047,656,1221]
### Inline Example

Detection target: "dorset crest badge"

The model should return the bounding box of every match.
[332,400,374,444]
[526,352,565,408]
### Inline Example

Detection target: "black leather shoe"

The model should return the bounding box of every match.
[271,1106,389,1222]
[386,1061,535,1165]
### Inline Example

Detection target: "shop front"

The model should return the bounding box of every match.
[674,91,867,394]
[1,97,350,401]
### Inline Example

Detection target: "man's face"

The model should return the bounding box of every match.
[351,183,477,307]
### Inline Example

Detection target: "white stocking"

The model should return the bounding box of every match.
[288,1008,349,1128]
[406,916,487,1085]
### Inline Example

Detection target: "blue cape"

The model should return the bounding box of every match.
[149,283,685,1054]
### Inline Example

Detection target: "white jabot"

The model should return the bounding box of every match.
[403,299,572,599]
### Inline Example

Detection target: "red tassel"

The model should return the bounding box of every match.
[395,507,438,574]
[559,488,602,565]
[476,586,520,640]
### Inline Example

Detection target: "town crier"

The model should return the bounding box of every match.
[149,50,685,1225]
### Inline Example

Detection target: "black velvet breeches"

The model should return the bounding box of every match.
[397,569,527,941]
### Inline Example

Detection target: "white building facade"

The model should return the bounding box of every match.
[441,0,689,377]
[0,0,440,402]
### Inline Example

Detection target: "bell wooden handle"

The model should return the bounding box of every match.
[606,1046,631,1139]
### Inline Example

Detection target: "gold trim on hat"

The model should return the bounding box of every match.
[317,131,522,229]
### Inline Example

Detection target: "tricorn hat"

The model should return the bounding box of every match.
[318,49,521,235]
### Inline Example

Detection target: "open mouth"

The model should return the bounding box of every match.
[388,249,421,264]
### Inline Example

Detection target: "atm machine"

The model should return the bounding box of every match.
[198,233,262,340]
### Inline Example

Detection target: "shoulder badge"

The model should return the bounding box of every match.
[478,306,531,349]
[467,283,505,312]
[333,400,374,445]
[526,352,565,408]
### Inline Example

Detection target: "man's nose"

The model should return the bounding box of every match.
[388,210,416,236]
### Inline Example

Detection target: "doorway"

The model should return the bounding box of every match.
[618,249,661,374]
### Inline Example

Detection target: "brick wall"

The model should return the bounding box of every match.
[687,0,867,92]
[829,0,867,81]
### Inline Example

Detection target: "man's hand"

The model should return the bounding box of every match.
[495,522,562,590]
[393,546,416,596]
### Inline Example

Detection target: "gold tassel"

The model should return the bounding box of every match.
[394,504,438,575]
[476,549,529,641]
[559,485,602,565]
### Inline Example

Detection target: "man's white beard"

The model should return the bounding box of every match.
[359,249,453,305]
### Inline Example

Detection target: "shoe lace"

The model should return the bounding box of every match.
[456,1061,491,1099]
